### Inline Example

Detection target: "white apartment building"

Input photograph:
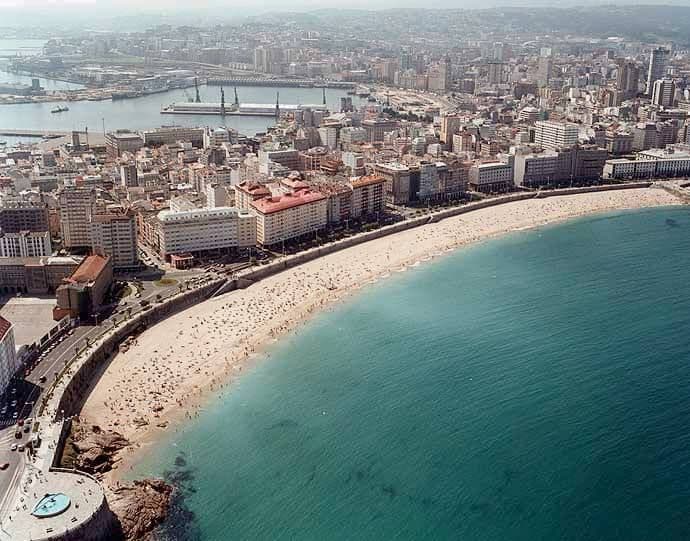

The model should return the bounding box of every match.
[603,148,690,179]
[157,206,256,258]
[90,212,139,269]
[142,126,204,147]
[340,127,367,146]
[318,127,338,149]
[206,183,229,208]
[0,317,18,397]
[0,231,52,258]
[469,160,514,193]
[250,189,327,246]
[59,186,97,249]
[534,121,579,150]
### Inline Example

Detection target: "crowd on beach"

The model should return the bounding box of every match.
[80,189,682,476]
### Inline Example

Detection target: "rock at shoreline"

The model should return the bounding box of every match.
[69,424,130,474]
[108,478,173,540]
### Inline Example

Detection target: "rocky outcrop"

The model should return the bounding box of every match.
[68,424,130,474]
[108,478,173,540]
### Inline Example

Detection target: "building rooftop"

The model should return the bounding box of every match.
[251,189,326,214]
[68,254,110,284]
[352,174,385,188]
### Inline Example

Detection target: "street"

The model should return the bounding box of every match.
[0,268,216,521]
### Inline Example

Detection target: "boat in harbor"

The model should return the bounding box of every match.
[50,105,69,113]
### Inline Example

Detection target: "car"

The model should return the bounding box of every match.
[0,463,9,470]
[17,445,23,452]
[39,376,46,383]
[23,425,29,433]
[10,444,16,452]
[11,412,17,419]
[10,400,16,407]
[17,419,23,426]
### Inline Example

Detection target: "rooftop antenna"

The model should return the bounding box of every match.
[194,77,201,103]
[234,86,239,107]
[85,126,89,148]
[275,91,280,119]
[220,86,226,116]
[322,87,326,105]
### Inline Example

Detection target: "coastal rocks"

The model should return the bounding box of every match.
[69,424,130,474]
[108,478,173,540]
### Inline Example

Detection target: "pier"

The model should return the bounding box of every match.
[0,129,69,138]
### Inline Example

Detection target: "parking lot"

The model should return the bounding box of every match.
[0,295,57,347]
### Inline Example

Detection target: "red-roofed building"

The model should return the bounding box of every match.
[0,316,18,395]
[250,188,328,246]
[54,254,113,320]
[234,182,272,212]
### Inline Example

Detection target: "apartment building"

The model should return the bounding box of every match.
[105,130,144,158]
[90,211,139,270]
[156,207,256,259]
[142,126,205,147]
[469,160,514,193]
[58,186,97,249]
[533,121,579,150]
[374,162,411,204]
[0,231,52,258]
[250,189,328,246]
[603,148,690,179]
[0,201,49,233]
[350,175,386,219]
[362,119,398,142]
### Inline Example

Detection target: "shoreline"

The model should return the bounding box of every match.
[78,188,684,485]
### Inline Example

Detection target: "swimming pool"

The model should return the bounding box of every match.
[31,493,71,518]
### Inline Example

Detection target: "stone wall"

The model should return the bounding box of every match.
[49,278,225,419]
[218,183,653,294]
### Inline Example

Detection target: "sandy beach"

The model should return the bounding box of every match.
[79,188,683,479]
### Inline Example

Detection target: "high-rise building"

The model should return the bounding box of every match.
[646,48,670,95]
[651,78,676,107]
[487,62,505,85]
[90,211,139,270]
[537,57,553,87]
[534,121,579,150]
[616,60,640,100]
[59,186,97,250]
[440,115,463,145]
[120,163,138,188]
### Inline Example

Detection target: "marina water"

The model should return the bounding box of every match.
[132,207,690,540]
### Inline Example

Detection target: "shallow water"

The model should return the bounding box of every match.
[136,207,690,540]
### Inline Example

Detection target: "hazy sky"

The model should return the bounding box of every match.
[4,0,690,29]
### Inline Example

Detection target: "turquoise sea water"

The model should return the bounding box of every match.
[135,207,690,540]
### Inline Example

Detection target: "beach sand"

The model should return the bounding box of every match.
[79,188,683,480]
